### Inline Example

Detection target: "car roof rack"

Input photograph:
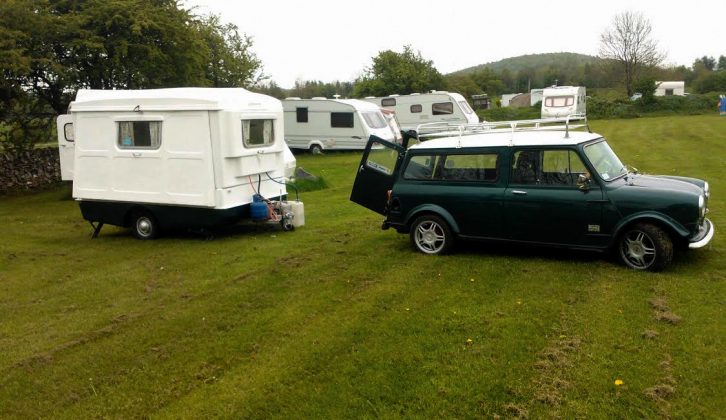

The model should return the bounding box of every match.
[416,114,590,145]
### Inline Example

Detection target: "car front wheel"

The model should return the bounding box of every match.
[618,223,673,271]
[410,215,453,255]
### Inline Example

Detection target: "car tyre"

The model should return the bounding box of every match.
[130,209,159,240]
[310,144,323,155]
[617,223,673,271]
[410,215,454,255]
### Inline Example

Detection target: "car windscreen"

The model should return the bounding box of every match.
[584,140,627,181]
[361,111,387,129]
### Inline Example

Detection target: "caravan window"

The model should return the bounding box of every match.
[242,119,274,147]
[410,104,422,113]
[432,102,454,115]
[381,98,396,107]
[118,121,162,149]
[296,107,308,123]
[361,112,387,129]
[458,101,474,114]
[544,96,574,107]
[331,112,354,128]
[64,123,74,142]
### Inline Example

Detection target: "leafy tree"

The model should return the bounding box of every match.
[353,45,445,97]
[195,14,264,87]
[599,11,665,96]
[633,78,657,103]
[718,55,726,71]
[694,56,716,71]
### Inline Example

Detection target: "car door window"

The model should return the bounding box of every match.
[365,143,400,175]
[511,149,586,186]
[541,150,587,186]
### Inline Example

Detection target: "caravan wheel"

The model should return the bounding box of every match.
[130,209,159,240]
[310,144,323,155]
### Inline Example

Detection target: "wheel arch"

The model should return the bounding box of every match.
[610,212,689,248]
[403,205,460,234]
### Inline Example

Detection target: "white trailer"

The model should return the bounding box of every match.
[362,91,478,132]
[655,81,685,96]
[57,88,303,239]
[541,86,586,118]
[282,98,397,153]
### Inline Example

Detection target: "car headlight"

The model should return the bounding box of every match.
[699,195,706,218]
[704,181,710,199]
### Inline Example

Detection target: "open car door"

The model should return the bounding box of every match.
[350,135,405,215]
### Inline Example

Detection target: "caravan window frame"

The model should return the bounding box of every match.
[381,98,396,107]
[242,119,275,148]
[116,120,163,150]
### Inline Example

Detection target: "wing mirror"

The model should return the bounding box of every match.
[577,173,591,191]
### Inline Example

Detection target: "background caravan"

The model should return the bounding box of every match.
[57,88,303,239]
[541,86,587,118]
[282,98,399,153]
[362,91,479,132]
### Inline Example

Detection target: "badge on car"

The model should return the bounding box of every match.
[588,224,601,232]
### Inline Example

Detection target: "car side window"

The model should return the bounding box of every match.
[441,154,498,181]
[402,153,498,182]
[511,149,587,186]
[403,155,441,180]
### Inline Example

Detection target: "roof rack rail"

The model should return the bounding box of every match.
[416,114,590,144]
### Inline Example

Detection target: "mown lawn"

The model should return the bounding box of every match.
[1,115,724,418]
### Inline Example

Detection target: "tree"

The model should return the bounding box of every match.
[599,11,665,96]
[717,55,726,71]
[353,45,445,97]
[195,14,264,88]
[694,56,716,72]
[633,78,657,103]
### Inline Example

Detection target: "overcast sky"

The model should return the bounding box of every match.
[184,0,726,89]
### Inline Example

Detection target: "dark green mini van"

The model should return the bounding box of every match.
[350,125,713,271]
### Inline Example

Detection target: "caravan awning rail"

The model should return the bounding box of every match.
[416,114,590,141]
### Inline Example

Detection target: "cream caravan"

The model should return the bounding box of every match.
[57,88,303,239]
[363,91,478,132]
[282,98,398,153]
[541,86,586,118]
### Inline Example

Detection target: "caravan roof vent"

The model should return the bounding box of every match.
[389,94,400,97]
[285,97,301,100]
[411,93,420,95]
[364,96,376,99]
[312,97,326,100]
[430,90,448,94]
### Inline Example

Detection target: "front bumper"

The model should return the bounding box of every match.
[689,219,714,249]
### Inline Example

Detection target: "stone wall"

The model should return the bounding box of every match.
[0,148,62,193]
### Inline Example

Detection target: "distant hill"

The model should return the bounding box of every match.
[451,52,600,75]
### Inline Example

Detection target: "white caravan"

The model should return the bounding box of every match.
[541,86,586,118]
[282,98,397,153]
[362,91,479,132]
[57,88,303,239]
[655,81,685,96]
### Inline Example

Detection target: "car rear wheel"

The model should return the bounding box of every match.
[618,223,673,271]
[410,215,453,255]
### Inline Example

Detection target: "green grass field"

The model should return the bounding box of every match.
[1,115,724,418]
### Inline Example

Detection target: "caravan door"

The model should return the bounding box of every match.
[350,136,404,215]
[56,115,74,181]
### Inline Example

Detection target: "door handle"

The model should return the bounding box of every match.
[512,190,527,195]
[352,136,362,139]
